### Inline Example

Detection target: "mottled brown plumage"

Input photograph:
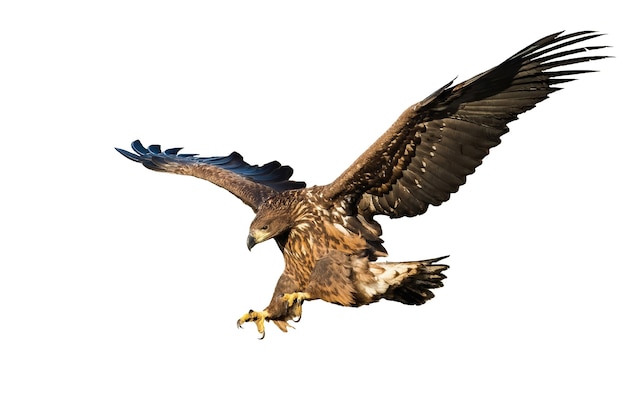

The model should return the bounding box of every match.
[116,31,609,337]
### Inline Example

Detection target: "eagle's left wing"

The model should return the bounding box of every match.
[321,31,609,219]
[116,140,306,212]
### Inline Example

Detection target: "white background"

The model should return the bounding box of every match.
[1,1,624,416]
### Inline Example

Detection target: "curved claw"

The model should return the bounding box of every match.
[292,301,304,322]
[282,292,310,323]
[282,292,310,307]
[236,309,269,339]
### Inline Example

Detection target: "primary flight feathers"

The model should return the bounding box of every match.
[116,140,306,210]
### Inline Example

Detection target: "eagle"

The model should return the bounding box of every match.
[116,31,608,338]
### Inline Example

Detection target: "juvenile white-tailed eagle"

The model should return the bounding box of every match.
[117,31,609,338]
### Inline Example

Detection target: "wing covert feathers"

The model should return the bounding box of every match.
[322,31,609,219]
[116,140,306,211]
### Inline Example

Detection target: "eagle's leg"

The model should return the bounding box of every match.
[236,308,295,338]
[236,309,269,339]
[237,273,306,338]
[282,292,311,322]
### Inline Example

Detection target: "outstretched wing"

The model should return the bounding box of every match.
[322,31,609,219]
[116,140,306,211]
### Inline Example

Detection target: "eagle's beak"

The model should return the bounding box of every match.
[247,234,257,251]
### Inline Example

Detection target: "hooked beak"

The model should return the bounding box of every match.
[247,234,257,251]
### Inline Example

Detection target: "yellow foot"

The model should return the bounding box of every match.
[282,292,311,322]
[236,309,269,339]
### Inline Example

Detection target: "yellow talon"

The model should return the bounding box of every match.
[282,291,311,307]
[282,292,310,321]
[236,309,269,339]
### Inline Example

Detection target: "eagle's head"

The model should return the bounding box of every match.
[247,197,295,250]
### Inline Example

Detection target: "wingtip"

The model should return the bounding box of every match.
[115,146,141,162]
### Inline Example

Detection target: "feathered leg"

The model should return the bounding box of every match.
[236,273,302,338]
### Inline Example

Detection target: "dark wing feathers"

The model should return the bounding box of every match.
[322,31,609,219]
[116,140,305,211]
[116,32,608,219]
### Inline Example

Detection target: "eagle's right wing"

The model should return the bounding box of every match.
[116,140,306,212]
[321,31,609,219]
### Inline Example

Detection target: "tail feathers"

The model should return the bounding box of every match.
[373,256,449,306]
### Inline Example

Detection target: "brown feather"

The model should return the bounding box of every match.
[322,31,609,219]
[116,140,305,211]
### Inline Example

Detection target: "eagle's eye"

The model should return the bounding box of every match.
[261,225,269,231]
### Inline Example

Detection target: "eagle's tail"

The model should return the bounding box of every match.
[369,256,448,305]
